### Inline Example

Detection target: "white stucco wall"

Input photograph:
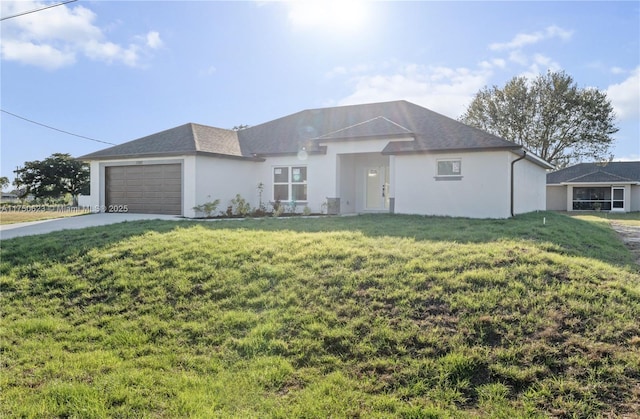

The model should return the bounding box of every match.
[88,160,101,211]
[253,154,332,214]
[86,146,551,219]
[393,151,513,219]
[632,185,640,212]
[546,185,567,211]
[190,155,259,218]
[512,156,547,215]
[337,154,357,213]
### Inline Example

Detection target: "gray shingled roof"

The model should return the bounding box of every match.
[79,123,247,160]
[81,100,534,161]
[547,162,640,184]
[238,100,521,155]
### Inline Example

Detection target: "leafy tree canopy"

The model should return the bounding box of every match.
[460,70,618,167]
[13,153,89,205]
[0,176,9,191]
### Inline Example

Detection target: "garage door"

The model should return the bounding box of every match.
[106,164,182,215]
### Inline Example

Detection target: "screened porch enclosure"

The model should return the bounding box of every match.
[572,186,624,211]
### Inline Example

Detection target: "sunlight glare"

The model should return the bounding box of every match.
[288,0,368,31]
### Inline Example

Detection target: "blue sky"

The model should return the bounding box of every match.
[1,1,639,185]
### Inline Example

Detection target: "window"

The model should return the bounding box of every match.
[436,159,462,180]
[273,166,307,201]
[612,188,624,209]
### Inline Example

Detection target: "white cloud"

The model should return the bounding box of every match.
[198,65,217,77]
[508,50,528,66]
[607,67,640,121]
[336,64,493,118]
[325,64,371,79]
[517,54,563,80]
[145,31,163,49]
[0,1,162,69]
[479,58,506,70]
[0,39,76,69]
[490,25,573,51]
[488,26,571,74]
[613,154,640,162]
[83,39,140,67]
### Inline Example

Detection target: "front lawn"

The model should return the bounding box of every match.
[570,211,640,227]
[0,207,91,225]
[1,212,638,417]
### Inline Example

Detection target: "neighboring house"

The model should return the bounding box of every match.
[547,161,640,212]
[80,100,553,219]
[1,193,18,203]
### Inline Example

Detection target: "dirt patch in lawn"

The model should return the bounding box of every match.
[610,221,640,266]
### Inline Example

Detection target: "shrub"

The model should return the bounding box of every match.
[272,201,284,217]
[192,199,220,218]
[230,194,251,217]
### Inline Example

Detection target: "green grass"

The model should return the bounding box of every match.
[1,212,639,417]
[568,211,640,227]
[0,208,91,225]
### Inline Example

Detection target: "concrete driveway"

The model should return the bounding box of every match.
[0,213,185,240]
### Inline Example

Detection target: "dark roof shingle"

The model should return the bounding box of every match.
[81,100,535,161]
[547,162,640,184]
[80,123,244,160]
[238,100,520,155]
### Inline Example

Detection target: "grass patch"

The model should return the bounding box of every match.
[0,208,91,225]
[568,211,640,226]
[1,212,639,417]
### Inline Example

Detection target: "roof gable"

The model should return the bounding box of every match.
[316,116,413,141]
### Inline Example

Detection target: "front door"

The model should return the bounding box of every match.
[612,187,625,211]
[365,167,389,210]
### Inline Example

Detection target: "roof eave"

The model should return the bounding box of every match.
[559,181,639,186]
[382,145,522,156]
[510,149,555,170]
[196,151,265,162]
[78,151,197,161]
[79,150,262,162]
[253,146,328,158]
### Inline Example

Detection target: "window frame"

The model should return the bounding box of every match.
[273,165,308,202]
[435,158,463,180]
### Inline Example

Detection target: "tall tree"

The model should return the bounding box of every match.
[14,153,89,205]
[460,71,618,167]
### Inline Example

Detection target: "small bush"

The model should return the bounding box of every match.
[193,199,220,218]
[286,201,297,214]
[230,194,251,217]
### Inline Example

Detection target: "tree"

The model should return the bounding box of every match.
[460,70,618,167]
[0,176,9,191]
[13,153,89,206]
[232,124,250,131]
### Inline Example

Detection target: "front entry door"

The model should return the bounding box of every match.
[365,167,389,210]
